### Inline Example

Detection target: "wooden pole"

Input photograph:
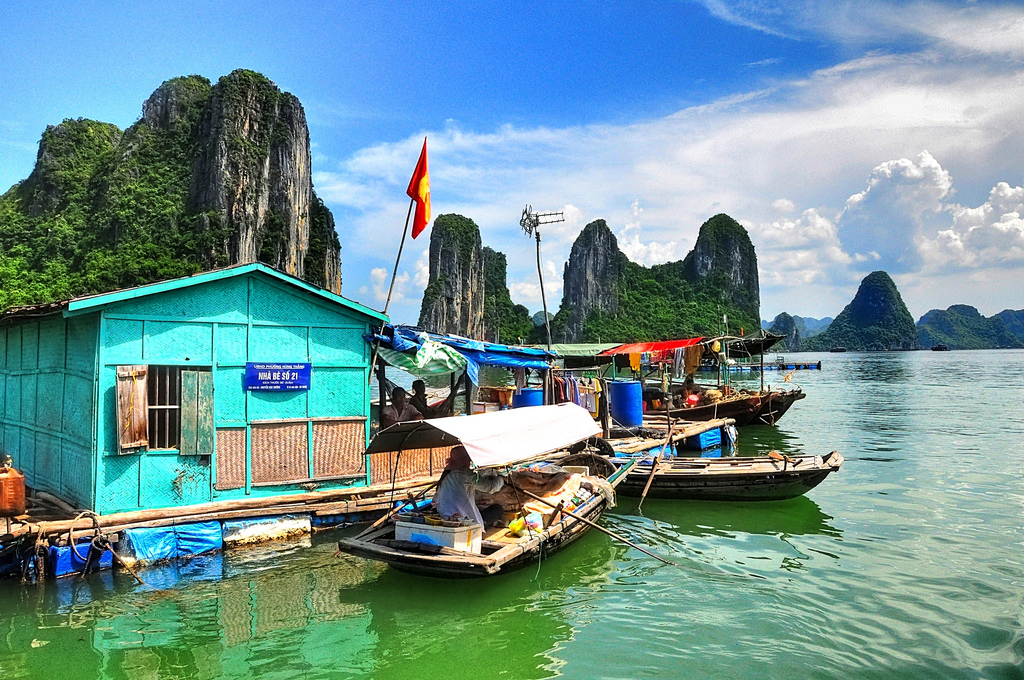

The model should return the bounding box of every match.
[599,378,610,438]
[514,487,679,566]
[367,197,416,385]
[638,384,673,512]
[355,477,441,539]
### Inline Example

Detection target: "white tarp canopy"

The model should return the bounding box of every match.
[365,403,601,468]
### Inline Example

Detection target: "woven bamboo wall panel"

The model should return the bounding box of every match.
[369,445,452,485]
[312,419,365,478]
[215,428,246,490]
[251,422,308,484]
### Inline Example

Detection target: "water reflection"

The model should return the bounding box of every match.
[620,495,840,539]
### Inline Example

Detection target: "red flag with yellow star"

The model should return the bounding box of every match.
[406,138,431,238]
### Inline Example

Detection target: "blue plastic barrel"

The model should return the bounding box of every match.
[512,387,544,408]
[608,380,643,427]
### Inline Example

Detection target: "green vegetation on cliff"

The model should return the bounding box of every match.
[916,305,1023,349]
[482,247,533,344]
[556,215,761,343]
[994,309,1024,345]
[0,77,218,311]
[0,70,338,312]
[575,260,761,341]
[805,271,918,351]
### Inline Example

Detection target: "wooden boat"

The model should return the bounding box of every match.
[829,347,847,353]
[667,391,763,426]
[337,404,637,578]
[666,387,804,427]
[931,344,950,351]
[610,451,844,501]
[754,388,806,425]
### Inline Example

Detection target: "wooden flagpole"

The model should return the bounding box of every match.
[368,197,416,385]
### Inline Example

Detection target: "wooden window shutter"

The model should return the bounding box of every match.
[180,369,214,455]
[116,365,149,453]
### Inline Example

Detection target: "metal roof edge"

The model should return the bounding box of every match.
[62,263,389,323]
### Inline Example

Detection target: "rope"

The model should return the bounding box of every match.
[68,511,147,585]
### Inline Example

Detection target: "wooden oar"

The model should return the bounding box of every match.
[767,451,801,468]
[514,487,680,566]
[355,478,440,539]
[637,397,675,511]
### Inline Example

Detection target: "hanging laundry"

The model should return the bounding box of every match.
[684,345,702,376]
[514,368,527,394]
[629,353,641,372]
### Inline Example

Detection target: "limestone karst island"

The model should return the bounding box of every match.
[2,5,1023,676]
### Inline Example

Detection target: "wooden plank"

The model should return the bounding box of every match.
[180,369,198,455]
[115,365,148,453]
[196,370,214,455]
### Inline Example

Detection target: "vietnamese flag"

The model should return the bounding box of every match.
[406,137,431,238]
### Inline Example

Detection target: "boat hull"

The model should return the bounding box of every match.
[754,390,805,425]
[668,395,762,426]
[614,451,843,501]
[668,388,805,427]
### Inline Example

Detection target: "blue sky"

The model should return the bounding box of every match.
[2,1,1023,324]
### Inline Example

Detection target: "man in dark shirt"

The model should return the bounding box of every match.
[380,387,422,429]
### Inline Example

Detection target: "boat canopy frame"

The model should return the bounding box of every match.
[364,403,600,469]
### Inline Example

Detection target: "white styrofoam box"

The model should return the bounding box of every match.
[395,521,483,553]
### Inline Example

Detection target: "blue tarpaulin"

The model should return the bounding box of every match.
[123,521,223,564]
[367,325,552,384]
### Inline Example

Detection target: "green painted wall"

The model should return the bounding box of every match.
[93,273,373,514]
[0,314,98,509]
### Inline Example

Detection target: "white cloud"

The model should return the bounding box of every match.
[366,266,411,307]
[318,5,1024,323]
[771,198,796,213]
[691,1,1024,58]
[837,151,953,271]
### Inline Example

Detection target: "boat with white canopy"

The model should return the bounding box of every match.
[337,403,639,578]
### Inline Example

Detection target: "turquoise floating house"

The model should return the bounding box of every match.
[0,263,387,515]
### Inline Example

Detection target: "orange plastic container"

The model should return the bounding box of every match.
[0,465,26,517]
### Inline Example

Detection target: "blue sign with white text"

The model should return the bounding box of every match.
[244,363,312,391]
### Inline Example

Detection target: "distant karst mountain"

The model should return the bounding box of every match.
[804,271,918,351]
[916,305,1023,349]
[994,309,1024,345]
[768,312,801,351]
[555,214,761,343]
[418,214,533,341]
[762,315,832,338]
[0,70,341,311]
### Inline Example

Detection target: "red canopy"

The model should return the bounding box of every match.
[598,337,704,355]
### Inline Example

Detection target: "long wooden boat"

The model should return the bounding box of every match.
[610,451,843,501]
[337,404,638,578]
[339,458,634,578]
[667,392,763,426]
[667,387,805,426]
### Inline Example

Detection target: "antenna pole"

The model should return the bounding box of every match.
[535,230,553,351]
[520,205,564,352]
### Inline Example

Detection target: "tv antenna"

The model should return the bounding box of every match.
[520,205,564,351]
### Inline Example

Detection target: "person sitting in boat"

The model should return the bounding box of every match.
[380,387,423,429]
[682,376,703,407]
[435,445,505,527]
[409,379,441,419]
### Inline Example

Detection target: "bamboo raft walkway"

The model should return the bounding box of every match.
[3,477,436,548]
[607,417,734,455]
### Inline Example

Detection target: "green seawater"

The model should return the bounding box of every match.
[2,350,1023,679]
